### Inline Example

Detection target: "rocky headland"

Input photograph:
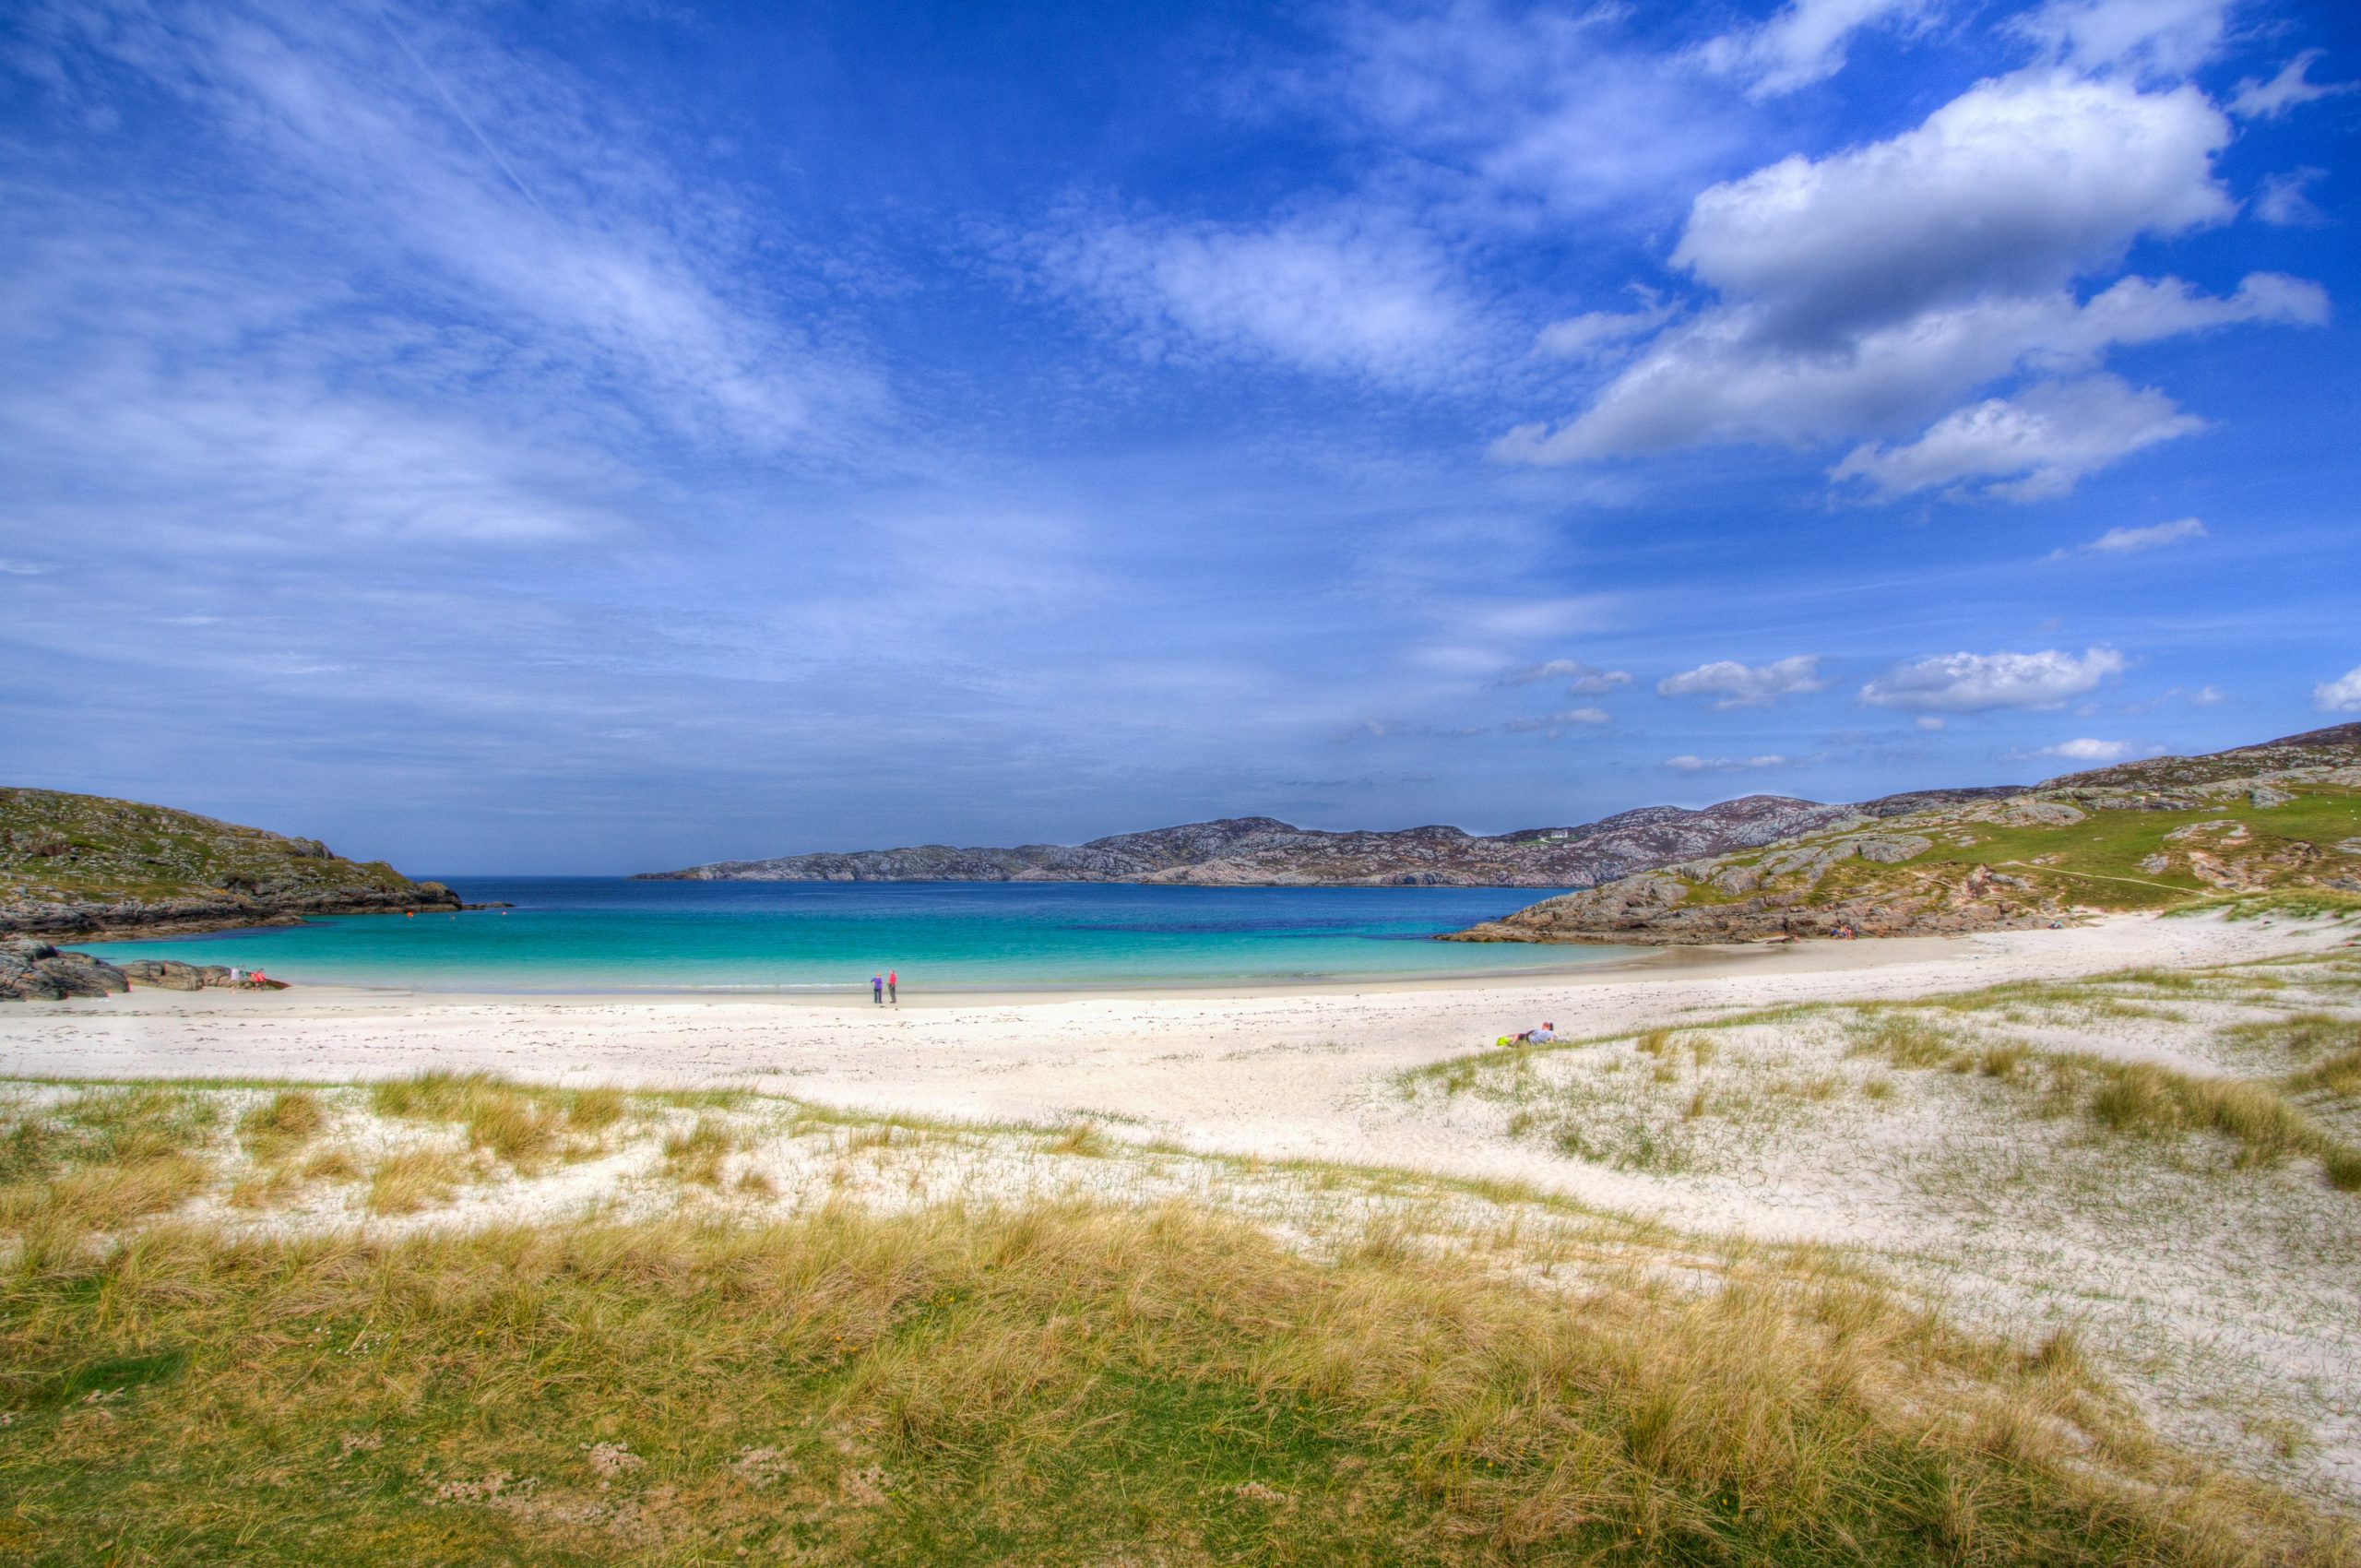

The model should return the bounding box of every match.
[1,787,460,939]
[639,788,2025,889]
[1448,722,2361,945]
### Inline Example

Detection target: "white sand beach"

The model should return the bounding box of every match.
[0,914,2338,1197]
[10,911,2361,1503]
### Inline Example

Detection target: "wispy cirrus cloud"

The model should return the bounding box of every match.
[1661,753,1803,772]
[1505,707,1609,736]
[2230,51,2357,119]
[2049,515,2206,558]
[1035,206,1479,389]
[1697,0,1933,100]
[1494,659,1631,694]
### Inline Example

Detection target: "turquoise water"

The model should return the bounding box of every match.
[82,878,1624,993]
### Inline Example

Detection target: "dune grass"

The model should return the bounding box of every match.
[236,1087,326,1161]
[0,1087,215,1265]
[1838,1013,2361,1192]
[369,1070,628,1172]
[2,1199,2354,1566]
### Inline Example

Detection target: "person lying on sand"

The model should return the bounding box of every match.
[1495,1022,1558,1046]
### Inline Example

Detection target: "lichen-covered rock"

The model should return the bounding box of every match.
[115,958,235,991]
[1850,835,1932,864]
[0,939,130,1001]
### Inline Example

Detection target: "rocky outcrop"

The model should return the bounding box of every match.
[1,884,461,940]
[0,942,294,1000]
[3,787,459,939]
[1449,723,2361,947]
[641,787,2025,889]
[1,939,130,1001]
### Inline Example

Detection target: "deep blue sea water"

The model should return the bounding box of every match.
[81,878,1629,994]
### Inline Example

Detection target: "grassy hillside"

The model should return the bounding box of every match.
[1456,729,2361,944]
[1,788,451,933]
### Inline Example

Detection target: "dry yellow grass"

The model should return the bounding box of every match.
[236,1087,326,1159]
[661,1115,740,1186]
[364,1146,467,1215]
[3,1199,2355,1565]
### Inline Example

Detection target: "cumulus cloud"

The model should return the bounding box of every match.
[1662,754,1795,772]
[1832,375,2203,502]
[1040,208,1475,387]
[1494,60,2326,494]
[2072,516,2207,554]
[1697,0,1931,100]
[2231,51,2357,119]
[1860,647,2127,712]
[1496,659,1631,694]
[1656,655,1827,708]
[2038,737,2132,761]
[2316,666,2361,714]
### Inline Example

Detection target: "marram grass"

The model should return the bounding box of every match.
[3,1200,2355,1566]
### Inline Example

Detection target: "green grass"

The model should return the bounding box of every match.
[2171,887,2361,922]
[2,1202,2351,1566]
[1,785,423,906]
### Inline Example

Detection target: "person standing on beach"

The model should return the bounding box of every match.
[872,974,884,1004]
[887,969,897,1004]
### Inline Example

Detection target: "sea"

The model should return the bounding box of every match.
[79,877,1636,994]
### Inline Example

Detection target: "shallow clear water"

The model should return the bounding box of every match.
[82,877,1625,993]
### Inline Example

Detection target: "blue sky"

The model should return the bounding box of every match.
[2,0,2356,873]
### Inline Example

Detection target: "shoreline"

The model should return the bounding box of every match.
[24,929,2016,1012]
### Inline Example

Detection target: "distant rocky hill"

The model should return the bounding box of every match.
[639,787,2025,889]
[1449,723,2361,946]
[1,788,459,939]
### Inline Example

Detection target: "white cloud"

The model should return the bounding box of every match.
[1697,0,1931,100]
[2189,684,2226,706]
[1860,647,2127,712]
[1915,716,1945,731]
[2256,170,2327,227]
[1656,654,1827,708]
[2316,666,2361,714]
[1506,707,1610,733]
[1671,72,2231,338]
[2079,516,2207,553]
[0,558,53,575]
[2017,0,2231,79]
[1830,374,2203,501]
[2231,51,2358,119]
[2038,737,2131,761]
[1041,208,1474,387]
[1494,65,2323,493]
[1534,291,1675,359]
[1496,659,1631,694]
[1662,754,1795,772]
